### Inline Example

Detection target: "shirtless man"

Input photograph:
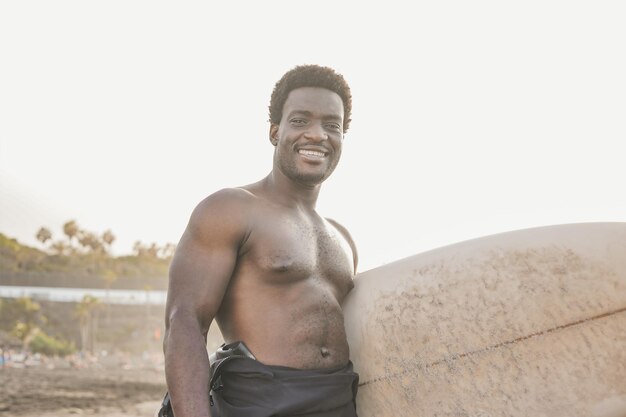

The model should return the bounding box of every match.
[163,65,359,417]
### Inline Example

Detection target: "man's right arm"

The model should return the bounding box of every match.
[163,189,250,417]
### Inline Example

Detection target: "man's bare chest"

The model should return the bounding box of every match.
[241,212,355,289]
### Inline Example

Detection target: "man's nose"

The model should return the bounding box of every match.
[304,123,328,142]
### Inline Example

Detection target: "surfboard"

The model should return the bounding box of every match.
[343,222,626,417]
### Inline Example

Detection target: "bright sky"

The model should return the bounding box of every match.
[1,1,624,272]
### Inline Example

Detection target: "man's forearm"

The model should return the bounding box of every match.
[164,316,212,417]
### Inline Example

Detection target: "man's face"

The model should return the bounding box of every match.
[270,87,344,186]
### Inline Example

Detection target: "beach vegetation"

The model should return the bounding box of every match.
[0,219,176,290]
[28,328,76,356]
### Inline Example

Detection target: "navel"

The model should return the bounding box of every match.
[320,346,330,358]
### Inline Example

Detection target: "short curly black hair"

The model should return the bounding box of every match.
[269,64,352,133]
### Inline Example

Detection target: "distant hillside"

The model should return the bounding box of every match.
[0,233,169,290]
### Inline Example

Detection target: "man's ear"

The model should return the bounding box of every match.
[269,124,279,146]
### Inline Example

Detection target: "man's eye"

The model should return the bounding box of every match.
[290,119,307,125]
[325,123,341,131]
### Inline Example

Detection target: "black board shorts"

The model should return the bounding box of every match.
[210,357,359,417]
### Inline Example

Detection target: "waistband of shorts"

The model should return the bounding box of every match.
[259,360,354,374]
[220,356,355,377]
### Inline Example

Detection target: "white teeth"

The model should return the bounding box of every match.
[299,149,326,157]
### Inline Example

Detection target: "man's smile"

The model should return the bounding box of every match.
[297,146,329,161]
[298,149,327,158]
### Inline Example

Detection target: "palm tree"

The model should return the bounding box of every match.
[75,295,101,354]
[148,242,159,258]
[63,220,79,249]
[35,227,52,247]
[50,241,69,256]
[133,240,145,257]
[101,269,118,323]
[101,230,115,255]
[78,231,103,254]
[160,243,177,260]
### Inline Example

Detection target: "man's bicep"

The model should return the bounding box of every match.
[168,238,237,324]
[166,190,249,329]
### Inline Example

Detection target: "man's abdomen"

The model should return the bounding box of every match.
[217,279,351,370]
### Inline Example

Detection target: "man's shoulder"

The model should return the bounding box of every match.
[194,187,257,212]
[187,188,257,235]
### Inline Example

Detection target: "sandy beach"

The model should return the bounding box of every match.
[0,365,166,417]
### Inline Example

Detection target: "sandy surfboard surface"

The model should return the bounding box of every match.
[344,222,626,417]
